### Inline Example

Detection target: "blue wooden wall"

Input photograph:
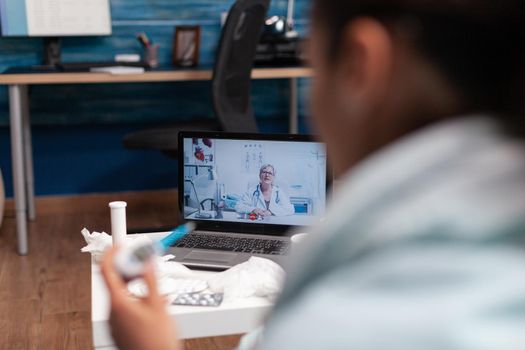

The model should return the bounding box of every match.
[0,0,312,197]
[0,0,311,126]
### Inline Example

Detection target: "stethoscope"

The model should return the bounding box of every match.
[252,184,280,207]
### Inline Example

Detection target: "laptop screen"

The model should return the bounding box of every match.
[180,133,328,230]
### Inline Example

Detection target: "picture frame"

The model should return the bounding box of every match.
[173,26,201,67]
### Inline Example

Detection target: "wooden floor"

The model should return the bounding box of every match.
[0,190,242,350]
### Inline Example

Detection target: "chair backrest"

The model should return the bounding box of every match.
[212,0,270,133]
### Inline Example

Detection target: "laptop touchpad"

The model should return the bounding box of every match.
[184,251,238,263]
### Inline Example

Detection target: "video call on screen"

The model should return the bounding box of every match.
[183,138,327,227]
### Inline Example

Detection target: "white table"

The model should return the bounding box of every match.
[91,233,274,349]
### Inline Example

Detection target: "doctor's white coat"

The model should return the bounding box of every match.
[235,184,295,216]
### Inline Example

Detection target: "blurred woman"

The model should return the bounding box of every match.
[102,0,525,349]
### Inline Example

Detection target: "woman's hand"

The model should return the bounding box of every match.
[252,208,272,217]
[101,246,183,350]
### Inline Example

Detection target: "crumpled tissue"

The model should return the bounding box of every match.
[127,255,201,297]
[207,257,285,301]
[80,228,196,297]
[81,228,285,300]
[80,228,112,263]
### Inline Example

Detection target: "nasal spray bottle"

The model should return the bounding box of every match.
[114,222,196,281]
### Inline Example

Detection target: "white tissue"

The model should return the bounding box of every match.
[155,254,195,277]
[126,255,200,297]
[207,257,285,300]
[128,276,208,297]
[80,228,113,263]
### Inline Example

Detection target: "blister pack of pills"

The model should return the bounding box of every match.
[172,292,224,307]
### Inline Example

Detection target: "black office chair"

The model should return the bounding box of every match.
[123,0,270,157]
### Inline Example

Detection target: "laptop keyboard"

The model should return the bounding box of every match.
[173,232,290,255]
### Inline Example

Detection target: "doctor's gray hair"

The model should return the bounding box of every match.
[259,164,276,176]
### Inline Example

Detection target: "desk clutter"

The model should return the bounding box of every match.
[82,229,285,304]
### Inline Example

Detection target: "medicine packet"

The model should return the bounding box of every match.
[172,292,224,307]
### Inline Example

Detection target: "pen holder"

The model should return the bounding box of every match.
[144,44,160,68]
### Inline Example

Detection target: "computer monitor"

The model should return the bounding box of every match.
[0,0,112,65]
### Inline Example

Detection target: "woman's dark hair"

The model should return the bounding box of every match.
[313,0,525,127]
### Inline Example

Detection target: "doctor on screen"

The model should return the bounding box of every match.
[236,164,295,217]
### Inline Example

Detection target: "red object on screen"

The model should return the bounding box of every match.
[194,147,205,162]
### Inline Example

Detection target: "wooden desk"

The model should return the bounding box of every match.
[0,67,312,84]
[0,67,313,255]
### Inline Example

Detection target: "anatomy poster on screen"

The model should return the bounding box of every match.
[242,142,265,173]
[191,138,215,165]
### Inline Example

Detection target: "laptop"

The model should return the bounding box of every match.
[168,131,329,270]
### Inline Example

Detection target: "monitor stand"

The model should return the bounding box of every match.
[43,37,62,67]
[36,38,146,72]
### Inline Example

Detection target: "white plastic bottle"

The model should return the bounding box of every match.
[109,201,127,245]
